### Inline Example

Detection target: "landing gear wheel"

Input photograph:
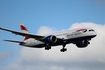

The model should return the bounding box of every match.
[60,48,67,52]
[45,47,51,50]
[45,47,50,50]
[45,44,51,50]
[60,42,67,52]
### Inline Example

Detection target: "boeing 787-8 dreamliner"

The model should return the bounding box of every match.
[0,23,97,52]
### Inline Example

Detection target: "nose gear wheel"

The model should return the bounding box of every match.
[60,48,67,52]
[60,42,67,52]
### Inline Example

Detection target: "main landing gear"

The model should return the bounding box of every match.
[45,44,51,50]
[45,43,67,52]
[60,44,67,52]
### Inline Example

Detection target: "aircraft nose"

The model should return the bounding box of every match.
[93,31,97,37]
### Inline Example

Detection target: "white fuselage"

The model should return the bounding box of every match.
[21,27,97,48]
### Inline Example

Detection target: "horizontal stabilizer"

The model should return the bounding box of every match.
[4,40,25,44]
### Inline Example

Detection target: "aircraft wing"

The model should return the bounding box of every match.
[0,27,62,41]
[0,27,46,40]
[4,40,25,44]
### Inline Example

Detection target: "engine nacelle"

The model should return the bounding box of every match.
[44,35,57,43]
[76,40,90,48]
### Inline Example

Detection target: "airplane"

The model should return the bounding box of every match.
[0,23,97,52]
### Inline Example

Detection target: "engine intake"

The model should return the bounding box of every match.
[76,40,90,48]
[44,35,57,43]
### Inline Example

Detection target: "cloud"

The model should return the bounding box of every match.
[0,52,13,66]
[0,52,13,62]
[37,26,57,34]
[1,22,105,70]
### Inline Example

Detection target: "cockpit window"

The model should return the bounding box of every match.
[83,30,87,32]
[89,29,94,31]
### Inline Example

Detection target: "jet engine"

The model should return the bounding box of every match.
[44,35,57,43]
[76,40,90,48]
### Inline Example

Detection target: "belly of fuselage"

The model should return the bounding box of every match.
[26,35,96,48]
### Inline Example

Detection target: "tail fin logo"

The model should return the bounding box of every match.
[20,23,28,31]
[20,23,30,41]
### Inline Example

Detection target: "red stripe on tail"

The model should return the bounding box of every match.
[20,23,30,41]
[24,36,30,41]
[20,24,28,31]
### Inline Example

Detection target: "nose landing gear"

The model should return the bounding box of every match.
[60,48,67,52]
[60,43,67,52]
